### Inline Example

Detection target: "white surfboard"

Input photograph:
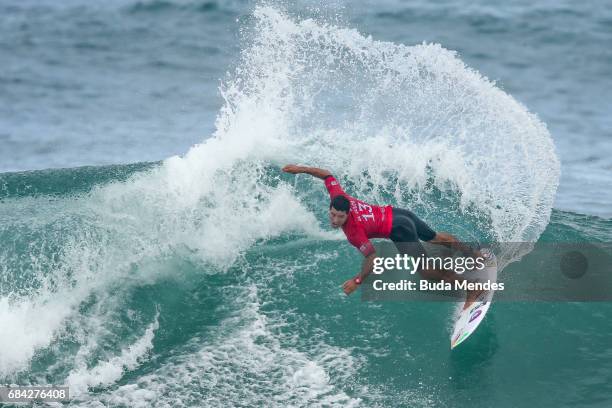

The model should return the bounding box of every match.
[450,251,498,349]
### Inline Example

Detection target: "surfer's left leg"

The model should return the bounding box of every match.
[426,232,491,308]
[428,231,482,259]
[393,208,481,259]
[390,207,484,308]
[389,209,462,281]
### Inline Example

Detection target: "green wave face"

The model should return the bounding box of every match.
[0,159,607,405]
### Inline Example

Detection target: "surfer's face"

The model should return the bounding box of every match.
[329,208,348,228]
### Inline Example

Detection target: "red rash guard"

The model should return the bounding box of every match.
[324,175,393,257]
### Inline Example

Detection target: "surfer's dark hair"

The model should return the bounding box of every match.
[330,195,350,213]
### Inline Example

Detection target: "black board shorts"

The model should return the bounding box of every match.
[389,207,437,258]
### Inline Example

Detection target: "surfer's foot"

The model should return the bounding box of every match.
[464,288,486,310]
[480,248,496,266]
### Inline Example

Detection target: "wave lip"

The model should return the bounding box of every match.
[221,5,560,246]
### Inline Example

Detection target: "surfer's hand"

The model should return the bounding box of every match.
[282,164,302,174]
[342,278,358,295]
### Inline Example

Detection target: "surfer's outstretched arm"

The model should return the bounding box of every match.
[342,252,377,295]
[282,164,332,180]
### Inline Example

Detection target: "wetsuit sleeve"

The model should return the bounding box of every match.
[350,229,376,257]
[324,175,346,198]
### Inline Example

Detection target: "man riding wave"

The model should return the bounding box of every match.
[282,164,484,305]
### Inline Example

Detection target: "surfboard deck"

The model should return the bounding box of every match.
[450,251,498,349]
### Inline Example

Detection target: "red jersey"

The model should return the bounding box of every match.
[324,175,393,257]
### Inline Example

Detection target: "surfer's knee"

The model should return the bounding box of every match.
[431,232,456,244]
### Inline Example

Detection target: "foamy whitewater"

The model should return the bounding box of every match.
[3,4,609,408]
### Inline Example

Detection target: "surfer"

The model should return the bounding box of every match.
[282,164,484,306]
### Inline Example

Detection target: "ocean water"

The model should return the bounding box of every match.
[0,1,611,407]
